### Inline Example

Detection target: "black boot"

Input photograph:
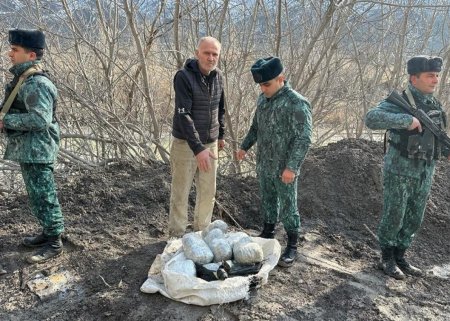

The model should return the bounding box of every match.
[258,223,276,239]
[379,247,405,280]
[394,248,423,276]
[278,232,298,268]
[22,233,49,248]
[26,235,63,264]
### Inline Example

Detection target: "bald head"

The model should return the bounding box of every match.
[195,36,221,75]
[197,36,221,51]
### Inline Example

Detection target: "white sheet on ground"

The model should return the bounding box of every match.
[140,235,281,306]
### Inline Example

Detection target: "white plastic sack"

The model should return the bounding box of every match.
[167,257,196,277]
[141,235,281,306]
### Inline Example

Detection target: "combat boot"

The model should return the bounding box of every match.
[258,223,276,239]
[26,235,63,264]
[380,247,405,280]
[394,247,423,276]
[278,232,298,268]
[22,233,49,248]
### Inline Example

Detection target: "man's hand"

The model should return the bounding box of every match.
[196,149,217,172]
[218,139,225,151]
[236,149,246,161]
[408,117,422,132]
[281,168,296,184]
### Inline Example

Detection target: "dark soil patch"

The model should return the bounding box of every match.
[1,139,450,321]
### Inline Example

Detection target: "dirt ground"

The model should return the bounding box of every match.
[1,138,450,321]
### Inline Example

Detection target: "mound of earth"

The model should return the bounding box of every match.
[1,139,450,321]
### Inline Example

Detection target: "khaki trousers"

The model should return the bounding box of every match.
[168,138,218,236]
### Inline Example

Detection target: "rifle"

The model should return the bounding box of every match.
[386,90,450,150]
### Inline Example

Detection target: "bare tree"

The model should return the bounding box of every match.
[1,0,450,185]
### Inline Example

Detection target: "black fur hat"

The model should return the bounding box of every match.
[9,29,45,49]
[407,56,442,75]
[251,57,284,83]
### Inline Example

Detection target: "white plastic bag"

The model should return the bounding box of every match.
[233,238,264,264]
[225,231,251,247]
[209,238,233,262]
[203,228,225,247]
[201,220,228,238]
[182,232,213,264]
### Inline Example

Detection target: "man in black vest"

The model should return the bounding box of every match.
[168,36,225,237]
[365,56,449,279]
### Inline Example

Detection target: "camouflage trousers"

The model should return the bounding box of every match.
[20,163,64,236]
[377,170,433,249]
[258,174,300,233]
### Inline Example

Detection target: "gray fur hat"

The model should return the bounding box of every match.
[407,56,442,75]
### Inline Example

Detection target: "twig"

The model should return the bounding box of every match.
[215,200,244,230]
[99,275,112,288]
[363,224,378,241]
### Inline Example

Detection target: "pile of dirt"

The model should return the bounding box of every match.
[1,139,450,321]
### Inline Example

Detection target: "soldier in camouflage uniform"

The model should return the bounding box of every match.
[0,29,63,264]
[365,56,450,279]
[237,57,312,267]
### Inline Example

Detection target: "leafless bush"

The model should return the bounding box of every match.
[0,0,449,182]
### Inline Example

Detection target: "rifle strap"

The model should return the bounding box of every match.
[405,87,418,110]
[0,63,43,121]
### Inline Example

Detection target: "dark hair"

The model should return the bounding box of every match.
[24,47,44,59]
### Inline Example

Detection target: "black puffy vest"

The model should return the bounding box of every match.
[172,67,223,144]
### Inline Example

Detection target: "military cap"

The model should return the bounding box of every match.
[9,29,45,49]
[251,57,284,83]
[407,55,443,75]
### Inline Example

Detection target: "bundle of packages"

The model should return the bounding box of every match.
[189,220,265,281]
[141,220,282,305]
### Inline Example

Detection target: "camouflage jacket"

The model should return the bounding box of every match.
[240,82,312,176]
[365,83,446,179]
[1,60,59,163]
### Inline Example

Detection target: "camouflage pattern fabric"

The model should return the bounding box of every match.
[240,82,312,233]
[20,163,64,236]
[2,60,59,163]
[259,174,300,233]
[365,83,443,249]
[378,170,432,249]
[2,61,63,237]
